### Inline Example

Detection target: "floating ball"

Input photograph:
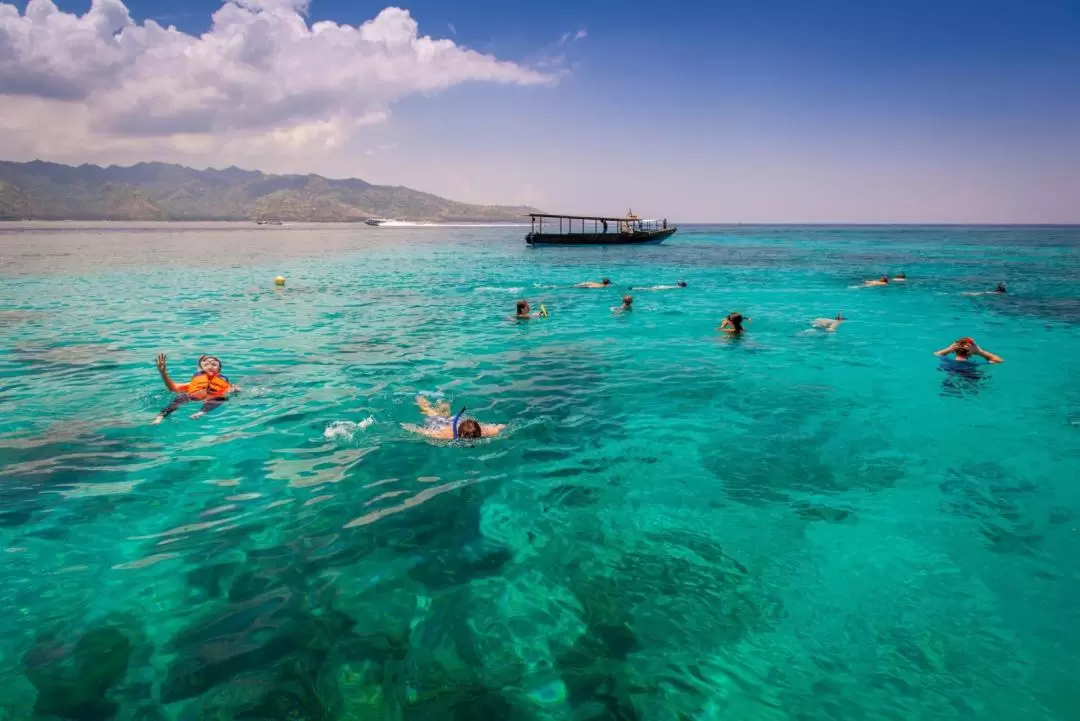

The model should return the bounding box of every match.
[274,276,286,286]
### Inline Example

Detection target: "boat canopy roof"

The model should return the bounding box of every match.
[528,212,649,222]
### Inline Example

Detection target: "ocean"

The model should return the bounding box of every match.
[1,221,1078,720]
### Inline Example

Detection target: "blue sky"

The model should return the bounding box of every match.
[4,0,1080,221]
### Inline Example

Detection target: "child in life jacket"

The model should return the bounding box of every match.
[152,353,236,424]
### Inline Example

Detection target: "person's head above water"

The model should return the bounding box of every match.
[954,337,976,355]
[995,283,1007,293]
[677,280,687,287]
[622,295,633,305]
[836,311,845,320]
[456,418,482,439]
[602,278,611,286]
[896,272,906,279]
[516,300,530,316]
[198,355,222,376]
[728,312,745,330]
[880,276,889,283]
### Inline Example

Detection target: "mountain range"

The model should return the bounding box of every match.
[0,160,540,222]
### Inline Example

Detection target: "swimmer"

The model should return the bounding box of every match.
[628,280,687,291]
[513,300,548,320]
[719,312,750,334]
[575,278,611,289]
[893,272,907,281]
[811,312,845,332]
[962,282,1008,297]
[863,276,889,287]
[402,396,505,440]
[152,353,237,424]
[614,295,633,313]
[934,337,1003,363]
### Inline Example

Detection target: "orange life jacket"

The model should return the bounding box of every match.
[186,372,231,398]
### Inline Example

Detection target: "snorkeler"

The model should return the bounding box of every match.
[575,278,611,289]
[402,396,505,440]
[863,276,889,287]
[152,353,236,424]
[628,281,687,291]
[994,283,1007,294]
[934,337,1003,363]
[514,300,549,320]
[811,312,845,332]
[719,312,750,334]
[614,295,633,313]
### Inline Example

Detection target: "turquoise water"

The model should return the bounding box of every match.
[1,221,1079,720]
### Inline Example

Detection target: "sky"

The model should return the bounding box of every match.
[1,0,1078,222]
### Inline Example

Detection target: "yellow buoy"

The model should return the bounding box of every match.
[274,276,286,286]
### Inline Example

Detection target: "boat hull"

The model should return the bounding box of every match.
[526,228,676,246]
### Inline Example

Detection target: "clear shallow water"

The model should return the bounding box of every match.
[1,221,1079,720]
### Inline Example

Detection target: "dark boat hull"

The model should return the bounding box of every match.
[526,228,676,246]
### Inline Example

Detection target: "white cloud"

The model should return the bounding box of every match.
[558,28,587,45]
[0,0,555,169]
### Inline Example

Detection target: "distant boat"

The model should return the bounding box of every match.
[255,219,282,225]
[525,210,676,246]
[365,218,391,226]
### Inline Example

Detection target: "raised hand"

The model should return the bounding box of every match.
[156,353,168,373]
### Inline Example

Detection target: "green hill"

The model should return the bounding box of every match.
[0,160,540,222]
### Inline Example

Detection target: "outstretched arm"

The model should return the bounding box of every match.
[156,353,185,392]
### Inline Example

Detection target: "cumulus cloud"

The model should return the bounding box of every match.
[0,0,555,168]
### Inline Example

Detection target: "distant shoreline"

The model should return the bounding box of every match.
[2,220,1076,227]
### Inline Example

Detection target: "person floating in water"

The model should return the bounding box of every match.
[811,312,845,332]
[962,282,1008,297]
[575,278,611,289]
[402,396,505,440]
[514,300,548,320]
[614,295,633,313]
[893,272,907,281]
[934,337,1003,363]
[628,281,687,291]
[863,276,889,287]
[152,353,236,424]
[719,312,750,334]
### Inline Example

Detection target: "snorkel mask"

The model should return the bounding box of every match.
[199,355,222,375]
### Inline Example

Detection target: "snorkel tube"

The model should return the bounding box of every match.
[539,305,549,318]
[451,405,467,440]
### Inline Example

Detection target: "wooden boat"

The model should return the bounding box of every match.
[525,210,676,246]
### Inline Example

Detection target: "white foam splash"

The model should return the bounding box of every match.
[324,417,374,441]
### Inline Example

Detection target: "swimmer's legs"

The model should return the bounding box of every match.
[416,396,451,417]
[191,396,227,419]
[153,393,192,424]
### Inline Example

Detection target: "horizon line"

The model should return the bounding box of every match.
[3,219,1079,227]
